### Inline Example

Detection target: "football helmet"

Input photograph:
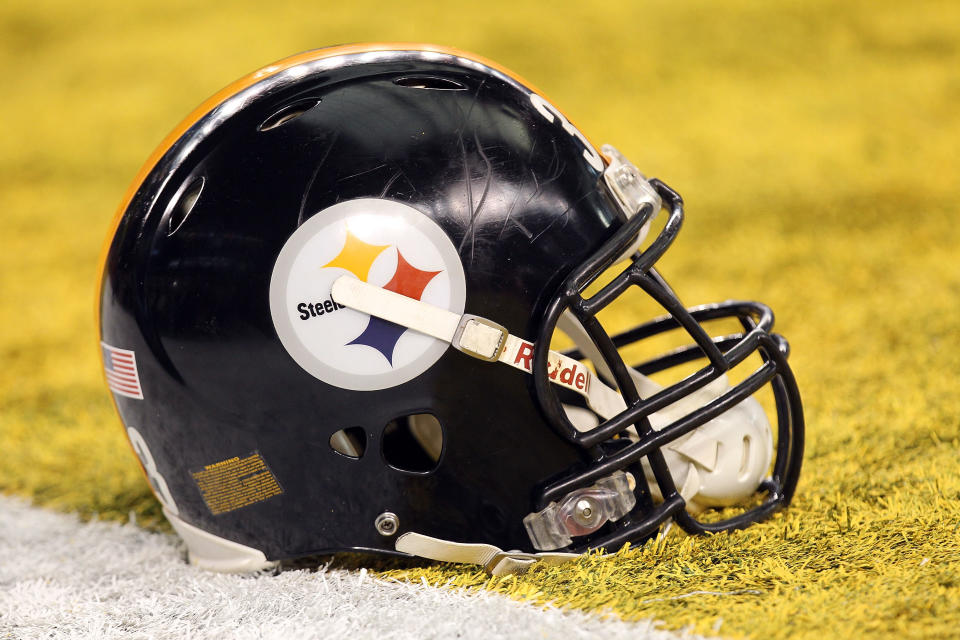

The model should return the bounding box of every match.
[98,44,803,574]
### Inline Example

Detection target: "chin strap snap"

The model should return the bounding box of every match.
[394,532,578,576]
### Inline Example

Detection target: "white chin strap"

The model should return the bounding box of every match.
[331,277,626,420]
[394,532,578,576]
[331,275,774,570]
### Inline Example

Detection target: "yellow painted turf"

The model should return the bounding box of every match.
[1,1,959,637]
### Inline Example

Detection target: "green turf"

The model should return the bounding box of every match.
[2,0,959,637]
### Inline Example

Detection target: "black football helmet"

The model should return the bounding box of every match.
[98,44,803,574]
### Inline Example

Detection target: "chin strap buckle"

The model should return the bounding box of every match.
[451,314,508,362]
[482,551,540,576]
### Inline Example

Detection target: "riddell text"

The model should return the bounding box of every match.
[512,342,588,391]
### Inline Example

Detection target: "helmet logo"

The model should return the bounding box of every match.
[321,230,442,364]
[270,198,466,391]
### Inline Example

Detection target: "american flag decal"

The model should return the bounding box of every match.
[101,342,144,399]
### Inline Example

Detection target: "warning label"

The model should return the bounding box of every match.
[191,452,283,515]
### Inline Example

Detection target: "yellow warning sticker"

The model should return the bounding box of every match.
[191,452,283,515]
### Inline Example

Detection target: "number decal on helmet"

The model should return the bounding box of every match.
[127,426,180,516]
[529,93,604,172]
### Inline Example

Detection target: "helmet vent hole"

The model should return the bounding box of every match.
[329,427,367,459]
[258,98,320,132]
[167,176,203,236]
[382,413,443,473]
[393,76,466,91]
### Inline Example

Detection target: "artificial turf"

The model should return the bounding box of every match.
[1,1,958,637]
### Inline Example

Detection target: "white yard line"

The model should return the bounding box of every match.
[0,495,716,640]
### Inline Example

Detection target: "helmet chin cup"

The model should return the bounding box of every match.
[641,374,776,509]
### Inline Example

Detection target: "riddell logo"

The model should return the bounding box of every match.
[512,342,590,392]
[270,198,466,391]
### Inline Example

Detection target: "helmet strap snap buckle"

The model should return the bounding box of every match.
[452,314,508,362]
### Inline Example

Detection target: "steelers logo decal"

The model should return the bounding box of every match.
[270,199,466,390]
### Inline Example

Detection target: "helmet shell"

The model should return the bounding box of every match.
[99,46,623,559]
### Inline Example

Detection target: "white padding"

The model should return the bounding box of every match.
[563,404,601,432]
[641,375,774,510]
[164,509,277,573]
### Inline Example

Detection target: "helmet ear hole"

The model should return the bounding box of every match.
[258,98,320,131]
[329,427,367,459]
[382,413,443,473]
